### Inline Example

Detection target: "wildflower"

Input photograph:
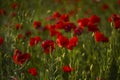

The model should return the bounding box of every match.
[74,27,83,36]
[0,37,4,45]
[17,33,23,39]
[108,14,120,29]
[55,20,65,29]
[63,65,73,73]
[60,14,69,22]
[56,35,69,48]
[67,36,78,50]
[11,2,19,9]
[77,18,89,29]
[64,22,76,32]
[114,20,120,29]
[52,11,61,19]
[28,68,37,76]
[13,49,31,65]
[87,22,99,32]
[25,31,32,37]
[0,9,6,15]
[118,0,120,5]
[108,14,120,22]
[42,40,55,54]
[29,36,41,47]
[15,24,22,30]
[101,3,109,11]
[33,21,41,29]
[94,31,109,42]
[49,29,61,37]
[89,15,100,24]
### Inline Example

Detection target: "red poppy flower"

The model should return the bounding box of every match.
[55,20,65,29]
[33,21,41,29]
[77,18,89,29]
[94,31,109,42]
[87,22,99,32]
[0,9,6,15]
[114,20,120,29]
[42,40,55,54]
[64,22,76,32]
[13,49,31,65]
[74,27,83,36]
[62,65,73,73]
[17,33,23,39]
[15,24,22,30]
[108,14,120,29]
[29,36,41,47]
[25,31,32,37]
[49,29,61,37]
[67,36,78,50]
[101,3,109,11]
[89,15,100,24]
[56,35,69,48]
[44,24,55,30]
[118,0,120,5]
[108,14,120,22]
[0,37,4,46]
[52,11,61,19]
[28,68,37,76]
[11,3,19,9]
[60,14,69,22]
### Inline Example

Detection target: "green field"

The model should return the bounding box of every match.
[0,0,120,80]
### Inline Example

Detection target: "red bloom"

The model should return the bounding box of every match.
[63,65,73,73]
[42,40,55,54]
[60,14,69,22]
[28,68,37,76]
[89,15,100,24]
[49,29,61,37]
[108,14,120,29]
[77,18,89,29]
[13,49,31,65]
[52,11,61,19]
[15,24,22,30]
[94,31,109,42]
[87,22,99,32]
[29,36,41,47]
[114,20,120,29]
[11,3,19,9]
[55,20,65,29]
[56,35,69,48]
[0,9,6,15]
[25,31,32,37]
[118,0,120,5]
[101,3,109,11]
[17,33,23,39]
[64,22,76,32]
[67,36,78,50]
[108,14,120,22]
[74,27,83,36]
[33,21,41,29]
[0,37,4,45]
